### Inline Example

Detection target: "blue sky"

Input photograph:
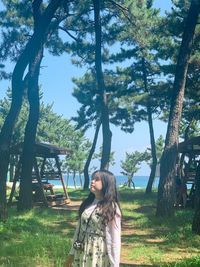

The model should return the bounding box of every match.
[0,0,173,176]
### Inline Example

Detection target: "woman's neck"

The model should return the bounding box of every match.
[94,193,103,200]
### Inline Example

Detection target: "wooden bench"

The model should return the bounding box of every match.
[46,193,64,201]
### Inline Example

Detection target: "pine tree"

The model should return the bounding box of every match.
[107,0,171,193]
[0,0,78,216]
[120,150,149,187]
[156,0,200,217]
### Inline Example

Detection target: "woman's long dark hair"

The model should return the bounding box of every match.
[79,170,121,224]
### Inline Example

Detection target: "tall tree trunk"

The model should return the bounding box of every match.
[145,110,157,193]
[17,0,63,210]
[141,58,157,194]
[9,155,15,182]
[17,49,42,211]
[84,120,101,189]
[0,53,29,221]
[192,162,200,234]
[73,171,76,189]
[0,0,61,220]
[145,113,157,194]
[156,0,200,217]
[177,119,194,180]
[93,0,112,170]
[79,173,82,187]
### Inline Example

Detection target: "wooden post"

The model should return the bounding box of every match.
[73,171,77,189]
[67,173,70,188]
[55,156,70,203]
[79,173,82,186]
[8,157,22,206]
[40,157,46,179]
[33,157,48,207]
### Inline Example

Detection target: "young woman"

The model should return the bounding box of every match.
[64,170,121,267]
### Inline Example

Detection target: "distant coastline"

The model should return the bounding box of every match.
[53,185,142,189]
[57,175,160,189]
[6,175,159,189]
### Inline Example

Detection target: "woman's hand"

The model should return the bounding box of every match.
[63,255,74,267]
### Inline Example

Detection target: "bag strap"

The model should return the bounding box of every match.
[77,206,97,243]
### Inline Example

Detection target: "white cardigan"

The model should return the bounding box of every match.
[70,199,121,267]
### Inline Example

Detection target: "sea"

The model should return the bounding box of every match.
[52,175,160,189]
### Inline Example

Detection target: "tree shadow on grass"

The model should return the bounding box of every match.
[119,190,200,260]
[3,205,77,240]
[119,189,157,203]
[1,206,77,266]
[120,264,153,267]
[67,189,90,202]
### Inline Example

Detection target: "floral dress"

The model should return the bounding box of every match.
[73,207,111,267]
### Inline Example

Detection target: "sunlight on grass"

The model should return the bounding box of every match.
[1,188,200,266]
[0,195,79,266]
[127,245,162,262]
[119,188,200,266]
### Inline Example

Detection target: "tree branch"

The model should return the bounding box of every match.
[32,0,42,30]
[107,0,128,12]
[59,27,79,42]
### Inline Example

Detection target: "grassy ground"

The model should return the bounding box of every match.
[0,188,200,266]
[119,188,200,267]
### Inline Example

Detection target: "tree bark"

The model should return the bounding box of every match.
[93,0,112,170]
[17,48,43,211]
[84,120,101,189]
[79,173,82,187]
[192,162,200,234]
[17,0,62,211]
[0,46,29,221]
[156,0,200,217]
[141,58,157,194]
[9,155,15,182]
[73,171,76,189]
[0,0,62,218]
[177,120,194,180]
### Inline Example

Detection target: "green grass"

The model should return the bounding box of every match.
[1,188,200,266]
[0,190,79,267]
[119,188,200,266]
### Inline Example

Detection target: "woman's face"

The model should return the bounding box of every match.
[90,172,103,199]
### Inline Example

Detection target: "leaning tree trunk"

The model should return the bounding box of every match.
[0,0,62,220]
[141,58,157,194]
[84,120,101,189]
[156,0,200,217]
[0,48,30,221]
[145,106,157,194]
[93,0,112,170]
[17,50,42,211]
[17,0,63,210]
[192,162,200,234]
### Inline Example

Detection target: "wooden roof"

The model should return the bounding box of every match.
[10,141,72,158]
[178,136,200,154]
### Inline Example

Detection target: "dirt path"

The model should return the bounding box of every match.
[51,201,82,211]
[52,201,151,267]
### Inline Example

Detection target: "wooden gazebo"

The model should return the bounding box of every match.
[178,136,200,206]
[8,141,72,207]
[178,136,200,154]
